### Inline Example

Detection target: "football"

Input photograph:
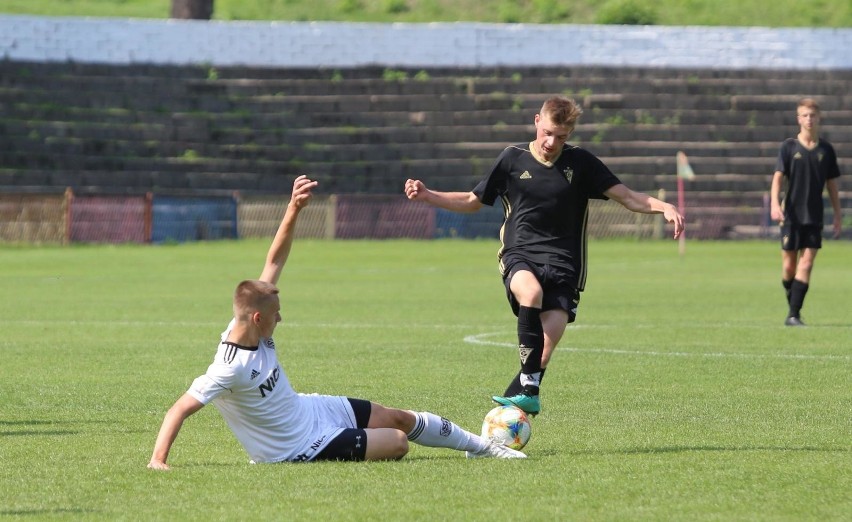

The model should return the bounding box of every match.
[481,405,532,450]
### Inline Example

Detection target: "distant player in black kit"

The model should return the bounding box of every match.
[770,98,842,327]
[404,96,684,415]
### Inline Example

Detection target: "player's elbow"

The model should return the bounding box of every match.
[463,195,483,213]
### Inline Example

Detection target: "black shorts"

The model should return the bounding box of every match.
[501,255,580,323]
[313,398,371,462]
[781,224,822,251]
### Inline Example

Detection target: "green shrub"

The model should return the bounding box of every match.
[382,68,408,81]
[595,0,658,25]
[383,0,409,14]
[338,0,362,14]
[497,0,522,23]
[532,0,572,22]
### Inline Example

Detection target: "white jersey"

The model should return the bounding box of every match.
[187,319,358,463]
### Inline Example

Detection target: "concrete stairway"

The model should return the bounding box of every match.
[1,61,849,237]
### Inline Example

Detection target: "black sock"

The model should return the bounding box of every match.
[503,367,547,397]
[517,305,543,374]
[782,279,793,305]
[503,371,523,397]
[788,279,809,318]
[512,306,543,395]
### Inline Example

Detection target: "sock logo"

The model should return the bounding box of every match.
[440,417,452,437]
[518,344,532,364]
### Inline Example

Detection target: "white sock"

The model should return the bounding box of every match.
[407,411,487,452]
[520,371,541,388]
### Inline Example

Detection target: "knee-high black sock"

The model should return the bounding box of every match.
[515,306,543,395]
[782,279,793,305]
[788,279,809,318]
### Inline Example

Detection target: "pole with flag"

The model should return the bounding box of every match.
[676,151,695,256]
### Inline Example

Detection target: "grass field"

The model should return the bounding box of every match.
[1,0,851,27]
[1,238,849,520]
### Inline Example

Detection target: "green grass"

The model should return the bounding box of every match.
[1,0,850,27]
[1,239,850,520]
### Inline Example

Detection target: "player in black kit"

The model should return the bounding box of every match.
[770,98,842,326]
[404,96,684,415]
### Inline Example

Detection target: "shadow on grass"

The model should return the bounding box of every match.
[0,419,110,425]
[563,445,846,456]
[0,420,65,426]
[176,462,240,468]
[0,508,100,516]
[1,430,80,437]
[0,419,110,437]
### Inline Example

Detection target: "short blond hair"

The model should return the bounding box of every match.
[233,280,279,317]
[797,97,820,113]
[541,96,584,130]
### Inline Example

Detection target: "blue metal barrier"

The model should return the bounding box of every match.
[151,195,237,243]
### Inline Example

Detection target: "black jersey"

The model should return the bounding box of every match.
[775,138,841,226]
[472,142,621,291]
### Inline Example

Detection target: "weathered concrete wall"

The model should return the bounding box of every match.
[2,15,850,69]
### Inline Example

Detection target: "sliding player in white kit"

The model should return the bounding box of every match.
[148,175,524,469]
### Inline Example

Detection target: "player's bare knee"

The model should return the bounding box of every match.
[365,428,409,460]
[392,432,410,459]
[513,286,543,306]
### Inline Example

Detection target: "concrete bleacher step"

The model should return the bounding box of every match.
[585,140,783,159]
[1,61,850,210]
[3,109,850,157]
[14,75,851,123]
[649,173,772,193]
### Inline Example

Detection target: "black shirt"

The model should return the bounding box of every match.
[473,142,621,291]
[775,138,841,226]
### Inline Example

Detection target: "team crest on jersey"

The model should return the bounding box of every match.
[818,152,824,162]
[563,167,574,183]
[519,171,532,179]
[793,152,802,160]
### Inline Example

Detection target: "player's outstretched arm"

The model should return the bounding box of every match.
[148,393,205,470]
[259,175,318,285]
[604,184,685,239]
[403,178,483,213]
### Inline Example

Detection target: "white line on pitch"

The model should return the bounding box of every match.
[463,332,851,362]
